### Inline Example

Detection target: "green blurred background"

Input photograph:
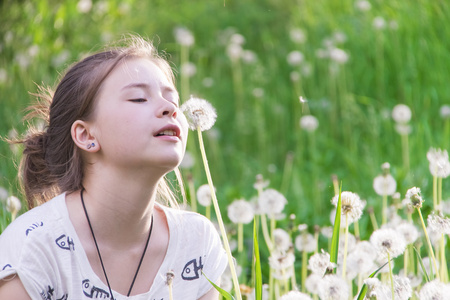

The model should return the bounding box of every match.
[1,0,449,233]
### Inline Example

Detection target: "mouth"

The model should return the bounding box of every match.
[154,125,181,138]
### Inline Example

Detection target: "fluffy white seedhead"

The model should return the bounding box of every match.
[427,148,450,178]
[258,188,287,215]
[196,184,214,207]
[405,187,424,208]
[227,199,254,224]
[181,96,217,131]
[279,290,312,300]
[299,115,319,132]
[370,228,406,259]
[331,191,363,224]
[392,104,412,123]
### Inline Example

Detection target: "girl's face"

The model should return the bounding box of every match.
[90,58,188,174]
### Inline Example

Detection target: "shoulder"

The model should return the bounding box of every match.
[162,205,219,236]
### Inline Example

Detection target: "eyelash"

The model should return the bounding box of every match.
[129,98,147,103]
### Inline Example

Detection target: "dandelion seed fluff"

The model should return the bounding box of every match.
[6,195,21,214]
[393,275,412,300]
[427,148,450,178]
[373,174,397,196]
[305,273,322,294]
[273,228,292,252]
[295,232,316,253]
[346,247,376,275]
[418,279,450,300]
[299,115,319,132]
[329,48,349,64]
[181,97,217,131]
[269,250,295,273]
[196,184,214,207]
[373,16,387,30]
[317,274,349,300]
[227,199,254,224]
[308,250,335,275]
[396,222,419,244]
[180,62,197,77]
[289,28,307,44]
[440,104,450,119]
[173,27,195,47]
[427,213,450,235]
[370,228,406,259]
[287,51,304,66]
[258,188,287,215]
[280,291,312,300]
[0,186,8,203]
[355,0,371,11]
[392,104,412,123]
[405,186,424,208]
[331,191,363,224]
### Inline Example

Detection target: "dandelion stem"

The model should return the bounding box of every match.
[432,175,437,211]
[260,213,274,251]
[342,214,349,279]
[440,234,448,282]
[404,247,408,276]
[401,133,410,172]
[354,219,360,240]
[417,208,440,280]
[388,252,395,300]
[301,250,307,293]
[382,194,387,225]
[206,205,211,220]
[187,173,197,212]
[438,177,442,213]
[238,223,244,253]
[196,127,242,300]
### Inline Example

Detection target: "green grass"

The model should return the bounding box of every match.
[1,0,450,293]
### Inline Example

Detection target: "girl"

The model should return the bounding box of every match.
[0,36,227,299]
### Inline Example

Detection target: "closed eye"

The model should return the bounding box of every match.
[129,98,147,103]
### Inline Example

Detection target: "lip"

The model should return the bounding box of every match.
[154,124,182,140]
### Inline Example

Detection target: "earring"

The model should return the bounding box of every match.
[87,143,95,149]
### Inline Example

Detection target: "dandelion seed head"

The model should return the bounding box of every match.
[440,104,450,119]
[6,195,21,214]
[227,199,255,224]
[173,27,194,47]
[355,0,371,11]
[241,50,257,64]
[396,222,420,244]
[180,62,197,77]
[280,290,312,300]
[392,104,412,123]
[226,43,243,61]
[305,273,322,294]
[289,28,307,44]
[77,0,93,13]
[370,228,406,259]
[373,174,397,196]
[405,187,424,208]
[418,279,450,300]
[202,77,214,88]
[427,212,450,235]
[269,250,295,280]
[308,250,335,275]
[373,16,387,30]
[0,187,8,203]
[394,123,412,135]
[230,33,245,45]
[321,226,333,238]
[196,184,214,207]
[287,50,304,66]
[393,275,412,300]
[180,96,217,131]
[253,174,270,191]
[165,270,175,286]
[258,188,287,215]
[317,274,349,300]
[346,246,376,275]
[331,191,363,224]
[427,148,450,178]
[329,48,349,64]
[295,232,316,253]
[273,228,292,252]
[299,115,319,132]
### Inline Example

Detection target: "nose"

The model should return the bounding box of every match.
[159,100,178,118]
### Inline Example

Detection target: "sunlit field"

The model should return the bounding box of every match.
[1,0,450,299]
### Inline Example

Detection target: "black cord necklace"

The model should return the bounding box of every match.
[80,189,154,298]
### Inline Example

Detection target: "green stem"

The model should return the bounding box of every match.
[433,175,437,211]
[388,252,394,300]
[260,213,274,251]
[438,177,442,213]
[401,133,410,172]
[187,174,197,212]
[238,223,243,253]
[382,194,387,225]
[342,215,349,279]
[301,250,307,293]
[196,127,242,300]
[417,208,440,280]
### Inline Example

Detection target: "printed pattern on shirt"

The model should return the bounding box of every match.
[40,285,69,300]
[82,279,112,299]
[181,256,204,281]
[55,234,75,251]
[25,221,44,236]
[2,264,12,270]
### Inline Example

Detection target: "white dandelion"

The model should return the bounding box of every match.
[196,184,213,207]
[427,148,450,178]
[273,228,292,252]
[308,250,336,275]
[440,104,450,119]
[299,115,319,132]
[305,273,322,295]
[355,0,371,11]
[331,191,363,224]
[346,247,376,275]
[180,62,197,77]
[418,279,450,300]
[396,222,420,245]
[227,199,254,224]
[317,274,349,300]
[289,28,307,44]
[253,174,270,191]
[279,291,312,300]
[370,228,406,259]
[392,104,411,123]
[329,48,349,64]
[269,250,296,280]
[405,187,424,208]
[181,96,217,131]
[373,16,387,30]
[173,27,195,47]
[427,212,450,235]
[258,188,287,215]
[287,50,304,66]
[0,186,8,203]
[6,195,21,220]
[295,232,316,253]
[373,174,397,196]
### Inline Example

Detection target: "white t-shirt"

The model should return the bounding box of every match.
[0,193,228,300]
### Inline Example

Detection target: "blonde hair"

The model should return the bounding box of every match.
[17,35,183,209]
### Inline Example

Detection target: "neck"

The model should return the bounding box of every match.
[78,166,165,248]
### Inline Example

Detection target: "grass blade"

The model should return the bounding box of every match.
[413,246,431,282]
[329,185,342,273]
[203,271,235,300]
[253,217,262,300]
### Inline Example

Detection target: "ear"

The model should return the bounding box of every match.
[71,120,99,152]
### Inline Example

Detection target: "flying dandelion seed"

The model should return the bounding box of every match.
[180,96,217,131]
